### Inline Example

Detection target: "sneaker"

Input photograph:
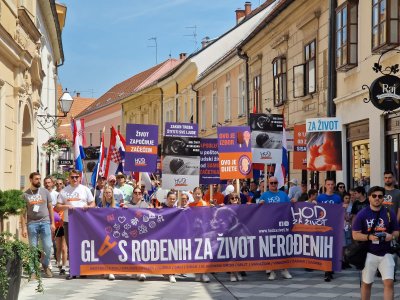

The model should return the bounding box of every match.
[237,273,243,281]
[230,273,237,282]
[240,271,247,277]
[59,267,66,275]
[169,275,176,283]
[138,274,146,281]
[281,269,292,279]
[43,267,53,278]
[108,274,115,281]
[66,275,76,280]
[202,274,210,283]
[265,270,271,275]
[195,274,201,282]
[268,271,276,281]
[324,272,333,282]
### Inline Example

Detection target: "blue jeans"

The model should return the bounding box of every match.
[27,221,52,268]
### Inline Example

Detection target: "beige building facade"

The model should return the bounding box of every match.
[0,0,65,233]
[239,0,331,184]
[334,0,400,188]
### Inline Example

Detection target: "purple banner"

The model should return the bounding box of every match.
[125,124,158,172]
[200,138,220,184]
[165,122,198,137]
[69,203,344,275]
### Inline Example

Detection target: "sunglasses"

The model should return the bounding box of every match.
[70,176,79,179]
[134,192,142,195]
[338,186,345,188]
[230,197,239,200]
[269,182,278,185]
[371,194,384,199]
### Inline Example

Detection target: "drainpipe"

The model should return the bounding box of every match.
[160,87,164,137]
[327,0,337,118]
[237,48,250,125]
[327,0,337,181]
[191,84,199,124]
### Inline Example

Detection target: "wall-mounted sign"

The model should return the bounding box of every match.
[370,75,400,111]
[58,159,73,166]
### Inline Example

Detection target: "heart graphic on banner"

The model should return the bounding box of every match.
[118,216,126,224]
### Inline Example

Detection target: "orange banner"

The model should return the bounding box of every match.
[293,124,307,170]
[80,258,332,275]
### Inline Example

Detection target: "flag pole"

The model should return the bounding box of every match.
[209,184,214,205]
[264,164,268,192]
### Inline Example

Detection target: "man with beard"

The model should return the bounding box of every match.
[21,172,55,279]
[383,171,400,222]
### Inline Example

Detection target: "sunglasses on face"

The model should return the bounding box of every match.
[230,197,239,200]
[269,182,278,185]
[70,176,79,179]
[371,194,384,199]
[339,186,345,188]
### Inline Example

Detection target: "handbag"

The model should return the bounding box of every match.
[344,210,381,270]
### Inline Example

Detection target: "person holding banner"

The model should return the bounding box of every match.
[116,173,133,205]
[189,187,208,207]
[178,192,191,208]
[56,169,95,280]
[99,175,124,206]
[125,187,152,209]
[259,176,292,280]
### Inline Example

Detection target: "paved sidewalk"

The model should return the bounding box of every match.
[19,269,400,299]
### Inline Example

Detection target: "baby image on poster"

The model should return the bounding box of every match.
[306,131,342,171]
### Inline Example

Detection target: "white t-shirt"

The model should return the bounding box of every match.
[57,184,94,222]
[99,187,124,204]
[50,190,59,207]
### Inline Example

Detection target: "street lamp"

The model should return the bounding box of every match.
[37,89,74,129]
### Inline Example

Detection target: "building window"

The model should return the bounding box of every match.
[372,0,400,52]
[89,133,93,146]
[272,56,287,106]
[336,1,358,71]
[305,40,316,94]
[224,84,231,121]
[293,41,316,97]
[253,75,261,113]
[238,77,246,117]
[201,97,206,131]
[99,130,102,144]
[212,92,218,126]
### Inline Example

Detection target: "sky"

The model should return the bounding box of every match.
[58,0,264,99]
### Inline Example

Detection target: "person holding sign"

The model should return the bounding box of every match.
[189,187,208,207]
[259,177,292,280]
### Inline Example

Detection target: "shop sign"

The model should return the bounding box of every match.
[370,75,400,111]
[58,159,73,166]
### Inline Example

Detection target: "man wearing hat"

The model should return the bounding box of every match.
[116,172,133,205]
[288,178,301,202]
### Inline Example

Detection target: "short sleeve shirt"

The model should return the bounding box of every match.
[351,199,370,215]
[317,193,342,204]
[57,184,94,222]
[259,191,290,203]
[99,187,124,204]
[23,188,51,224]
[118,184,134,203]
[353,206,399,256]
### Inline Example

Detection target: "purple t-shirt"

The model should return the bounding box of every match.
[353,206,399,256]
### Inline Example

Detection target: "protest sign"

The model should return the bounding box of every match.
[162,136,200,190]
[306,118,342,171]
[200,138,220,184]
[217,126,252,180]
[125,124,158,172]
[250,114,283,164]
[293,124,307,170]
[165,122,198,137]
[69,203,344,276]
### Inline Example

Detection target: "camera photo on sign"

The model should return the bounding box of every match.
[251,131,282,149]
[163,137,200,156]
[162,155,200,175]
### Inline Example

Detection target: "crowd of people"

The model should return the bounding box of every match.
[20,169,400,299]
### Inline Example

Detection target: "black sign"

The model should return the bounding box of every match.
[370,75,400,111]
[58,159,73,166]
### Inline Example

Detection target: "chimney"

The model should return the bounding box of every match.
[244,1,252,16]
[76,92,80,97]
[201,36,210,48]
[179,53,187,60]
[235,9,245,24]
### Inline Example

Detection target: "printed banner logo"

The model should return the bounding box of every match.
[291,205,332,232]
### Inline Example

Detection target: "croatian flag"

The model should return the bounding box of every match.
[105,126,125,177]
[274,115,288,189]
[91,127,106,188]
[73,119,86,171]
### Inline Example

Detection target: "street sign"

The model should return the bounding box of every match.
[58,159,73,166]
